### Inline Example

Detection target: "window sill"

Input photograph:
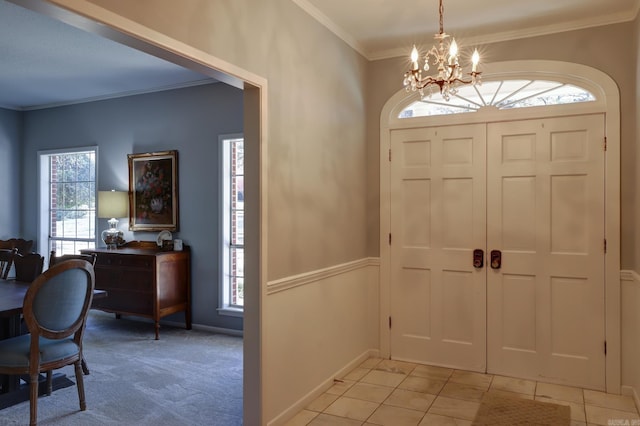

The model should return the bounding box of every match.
[218,306,244,318]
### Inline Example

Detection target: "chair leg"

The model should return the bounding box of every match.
[30,373,38,426]
[74,361,86,411]
[46,370,52,395]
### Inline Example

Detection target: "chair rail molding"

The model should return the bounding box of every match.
[620,270,639,283]
[267,257,380,295]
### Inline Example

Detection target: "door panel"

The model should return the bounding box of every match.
[389,114,605,389]
[486,115,605,390]
[390,124,487,371]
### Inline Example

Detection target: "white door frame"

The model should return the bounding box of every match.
[379,60,621,394]
[16,0,268,422]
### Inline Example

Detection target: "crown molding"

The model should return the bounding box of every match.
[291,0,368,59]
[293,0,640,62]
[13,79,216,112]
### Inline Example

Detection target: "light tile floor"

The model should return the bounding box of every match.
[284,358,640,426]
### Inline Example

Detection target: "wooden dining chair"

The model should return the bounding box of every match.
[13,253,45,283]
[0,259,95,425]
[48,251,97,375]
[0,248,17,279]
[49,251,97,268]
[11,238,34,255]
[0,239,34,254]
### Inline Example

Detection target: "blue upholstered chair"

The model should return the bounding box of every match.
[48,250,97,375]
[0,259,95,425]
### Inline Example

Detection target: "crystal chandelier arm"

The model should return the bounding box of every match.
[402,0,482,99]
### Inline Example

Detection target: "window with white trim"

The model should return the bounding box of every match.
[399,79,596,118]
[220,135,244,314]
[39,148,97,255]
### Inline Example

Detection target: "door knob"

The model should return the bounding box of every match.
[491,250,502,269]
[473,249,484,268]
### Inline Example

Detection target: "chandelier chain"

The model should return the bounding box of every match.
[439,0,444,35]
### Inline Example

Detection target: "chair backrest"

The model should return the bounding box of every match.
[13,252,44,283]
[0,248,17,280]
[0,238,34,254]
[49,250,97,268]
[23,259,95,343]
[11,239,34,254]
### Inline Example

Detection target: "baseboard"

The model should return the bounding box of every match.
[161,318,243,337]
[267,348,380,426]
[102,312,244,337]
[190,323,243,337]
[621,386,640,414]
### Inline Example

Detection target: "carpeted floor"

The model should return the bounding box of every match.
[0,310,243,425]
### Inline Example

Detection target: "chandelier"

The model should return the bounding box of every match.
[403,0,481,101]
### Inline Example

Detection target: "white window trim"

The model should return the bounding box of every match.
[218,134,244,317]
[37,145,99,258]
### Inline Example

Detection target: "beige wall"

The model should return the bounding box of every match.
[636,7,640,281]
[367,22,636,268]
[81,0,369,281]
[623,11,640,399]
[44,0,371,423]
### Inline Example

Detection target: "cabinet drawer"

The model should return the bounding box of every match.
[93,289,154,315]
[94,267,154,292]
[95,254,154,269]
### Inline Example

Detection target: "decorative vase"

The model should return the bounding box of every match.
[150,197,163,213]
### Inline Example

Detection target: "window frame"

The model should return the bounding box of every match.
[38,146,99,258]
[399,78,597,119]
[219,134,244,317]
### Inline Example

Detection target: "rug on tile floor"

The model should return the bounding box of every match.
[472,392,570,425]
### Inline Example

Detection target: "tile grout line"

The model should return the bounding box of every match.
[301,358,640,425]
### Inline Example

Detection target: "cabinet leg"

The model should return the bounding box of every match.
[155,322,159,340]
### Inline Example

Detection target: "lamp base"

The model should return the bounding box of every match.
[101,228,125,250]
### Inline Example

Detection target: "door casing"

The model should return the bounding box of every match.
[379,60,621,393]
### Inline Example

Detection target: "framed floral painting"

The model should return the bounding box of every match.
[128,150,179,231]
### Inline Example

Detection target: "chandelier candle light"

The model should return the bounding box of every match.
[403,0,481,101]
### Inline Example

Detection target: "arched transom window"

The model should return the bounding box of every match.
[399,79,596,118]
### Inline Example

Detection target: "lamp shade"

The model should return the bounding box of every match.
[98,190,128,219]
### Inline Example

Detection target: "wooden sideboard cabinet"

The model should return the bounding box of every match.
[81,246,191,339]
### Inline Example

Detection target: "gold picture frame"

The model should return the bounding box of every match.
[128,150,179,231]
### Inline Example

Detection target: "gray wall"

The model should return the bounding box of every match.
[19,82,244,330]
[0,108,22,238]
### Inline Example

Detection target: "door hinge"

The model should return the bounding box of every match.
[604,340,607,355]
[604,239,607,253]
[604,136,607,151]
[389,233,392,245]
[389,316,392,329]
[388,149,392,162]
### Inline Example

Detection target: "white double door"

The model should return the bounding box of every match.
[389,114,606,390]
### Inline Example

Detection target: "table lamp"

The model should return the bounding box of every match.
[98,190,128,249]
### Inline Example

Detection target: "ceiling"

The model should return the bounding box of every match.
[1,0,639,110]
[0,0,212,110]
[299,0,640,59]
